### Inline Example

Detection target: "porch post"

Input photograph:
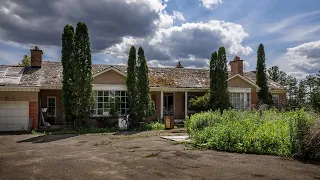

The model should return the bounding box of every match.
[160,91,164,119]
[185,91,188,118]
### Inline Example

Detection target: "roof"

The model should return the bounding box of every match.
[0,61,285,90]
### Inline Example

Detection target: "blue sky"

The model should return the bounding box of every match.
[0,0,319,79]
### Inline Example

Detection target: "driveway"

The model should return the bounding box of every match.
[0,130,319,180]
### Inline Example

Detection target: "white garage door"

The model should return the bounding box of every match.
[0,101,29,131]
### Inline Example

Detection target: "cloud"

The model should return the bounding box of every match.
[266,11,320,34]
[199,0,222,9]
[282,41,320,78]
[106,20,252,67]
[0,0,165,51]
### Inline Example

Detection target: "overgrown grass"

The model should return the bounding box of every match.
[186,109,318,158]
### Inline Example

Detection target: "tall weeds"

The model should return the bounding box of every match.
[186,109,316,158]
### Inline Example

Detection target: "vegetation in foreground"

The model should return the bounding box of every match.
[186,109,320,160]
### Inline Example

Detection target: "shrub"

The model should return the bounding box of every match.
[186,109,316,157]
[140,121,165,131]
[304,117,320,160]
[189,93,210,111]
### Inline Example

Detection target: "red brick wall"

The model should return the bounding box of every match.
[29,101,38,129]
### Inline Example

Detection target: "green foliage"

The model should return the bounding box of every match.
[137,47,155,120]
[256,44,270,104]
[109,96,120,117]
[61,22,93,129]
[18,54,31,67]
[73,22,93,127]
[267,66,280,82]
[140,121,165,131]
[189,93,210,111]
[210,47,230,111]
[61,24,76,126]
[186,109,316,158]
[126,46,138,120]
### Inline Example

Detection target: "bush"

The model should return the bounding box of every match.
[186,109,316,158]
[140,121,165,131]
[189,93,210,111]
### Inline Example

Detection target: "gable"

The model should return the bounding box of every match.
[228,75,258,89]
[93,69,126,84]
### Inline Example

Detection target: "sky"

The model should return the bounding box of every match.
[0,0,320,79]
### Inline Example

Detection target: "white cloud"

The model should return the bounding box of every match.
[274,41,320,80]
[199,0,222,9]
[106,20,252,67]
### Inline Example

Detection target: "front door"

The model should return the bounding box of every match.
[164,93,174,116]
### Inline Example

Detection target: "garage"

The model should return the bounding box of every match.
[0,101,30,131]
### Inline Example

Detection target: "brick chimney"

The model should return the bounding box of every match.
[30,46,43,67]
[229,56,244,76]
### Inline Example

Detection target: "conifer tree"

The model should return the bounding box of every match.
[126,46,138,121]
[61,24,75,126]
[211,47,230,112]
[137,47,154,120]
[209,51,218,107]
[256,44,270,104]
[73,22,93,127]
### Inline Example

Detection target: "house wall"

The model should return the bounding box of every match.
[93,70,126,84]
[271,92,286,106]
[39,90,63,125]
[228,75,258,105]
[0,91,39,129]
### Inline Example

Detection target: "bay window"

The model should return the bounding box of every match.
[229,93,250,110]
[92,90,128,116]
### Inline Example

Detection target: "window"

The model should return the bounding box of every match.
[229,93,250,110]
[272,95,280,105]
[47,96,56,117]
[92,90,128,116]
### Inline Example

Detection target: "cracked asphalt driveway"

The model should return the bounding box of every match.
[0,130,319,180]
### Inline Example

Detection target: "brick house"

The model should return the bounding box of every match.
[0,47,286,131]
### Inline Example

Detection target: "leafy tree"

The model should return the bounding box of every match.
[211,47,230,112]
[73,22,93,127]
[136,47,155,121]
[310,71,320,111]
[279,71,288,86]
[18,54,31,67]
[267,66,280,82]
[61,24,76,126]
[286,76,298,108]
[297,80,307,106]
[256,44,270,104]
[126,46,138,121]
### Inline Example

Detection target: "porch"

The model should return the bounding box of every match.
[150,89,207,120]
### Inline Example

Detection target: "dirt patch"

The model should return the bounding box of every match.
[0,130,319,180]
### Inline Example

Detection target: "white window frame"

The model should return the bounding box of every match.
[47,96,56,117]
[229,92,251,110]
[272,95,280,104]
[92,90,128,117]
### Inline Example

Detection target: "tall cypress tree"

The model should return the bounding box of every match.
[61,24,75,126]
[74,22,93,127]
[256,44,270,104]
[209,51,218,107]
[211,47,230,112]
[126,46,138,121]
[137,47,154,120]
